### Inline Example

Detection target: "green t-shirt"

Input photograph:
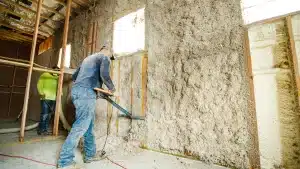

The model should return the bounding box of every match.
[37,72,58,100]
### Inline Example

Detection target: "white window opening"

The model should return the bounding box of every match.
[113,7,145,56]
[57,44,71,68]
[242,0,300,25]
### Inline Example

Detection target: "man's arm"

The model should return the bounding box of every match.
[37,74,45,98]
[72,65,81,82]
[100,56,115,92]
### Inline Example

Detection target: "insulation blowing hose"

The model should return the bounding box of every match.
[0,104,71,134]
[0,122,39,134]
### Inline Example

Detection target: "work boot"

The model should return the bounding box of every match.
[84,150,107,163]
[57,162,84,169]
[37,130,52,135]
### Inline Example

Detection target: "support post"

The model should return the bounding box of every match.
[286,16,300,106]
[8,47,19,117]
[243,29,261,169]
[19,0,43,142]
[53,0,72,136]
[141,54,148,117]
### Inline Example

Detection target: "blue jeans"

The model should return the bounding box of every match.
[57,86,97,168]
[38,100,56,133]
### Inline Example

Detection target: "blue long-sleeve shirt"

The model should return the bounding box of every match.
[72,53,115,92]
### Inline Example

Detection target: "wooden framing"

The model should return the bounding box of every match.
[2,0,61,23]
[30,0,64,18]
[243,29,261,169]
[7,47,19,117]
[141,54,148,117]
[4,17,51,36]
[19,0,43,142]
[0,5,56,31]
[246,10,300,28]
[0,29,36,42]
[0,21,46,39]
[286,16,300,106]
[53,0,72,136]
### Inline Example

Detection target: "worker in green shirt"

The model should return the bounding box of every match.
[37,66,59,135]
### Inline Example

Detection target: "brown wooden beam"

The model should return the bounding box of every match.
[3,17,51,36]
[53,0,72,136]
[29,0,64,18]
[0,5,56,32]
[0,29,36,42]
[286,16,300,107]
[243,28,261,169]
[0,34,31,43]
[20,0,43,142]
[53,0,78,8]
[0,21,46,39]
[246,10,300,28]
[2,0,62,23]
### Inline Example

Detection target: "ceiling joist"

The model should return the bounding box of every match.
[0,5,56,32]
[0,29,39,43]
[0,0,90,44]
[3,17,51,36]
[0,21,46,39]
[29,0,65,18]
[2,0,62,23]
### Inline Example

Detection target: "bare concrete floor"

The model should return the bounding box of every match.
[0,131,229,169]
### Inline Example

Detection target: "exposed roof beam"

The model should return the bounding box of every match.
[52,0,82,15]
[0,21,46,39]
[0,29,38,43]
[3,17,51,36]
[0,35,31,44]
[0,5,56,32]
[2,0,62,23]
[29,0,64,18]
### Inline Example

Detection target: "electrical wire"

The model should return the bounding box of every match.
[106,157,127,169]
[0,153,56,167]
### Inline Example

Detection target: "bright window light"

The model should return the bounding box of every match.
[113,8,145,56]
[57,44,71,68]
[242,0,300,24]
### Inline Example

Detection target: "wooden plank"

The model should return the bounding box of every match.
[246,10,300,28]
[0,21,46,39]
[91,22,96,53]
[0,29,36,42]
[286,16,300,105]
[0,32,31,43]
[30,0,64,18]
[19,0,43,142]
[243,28,261,169]
[0,5,56,32]
[2,0,61,23]
[7,47,19,117]
[141,54,148,117]
[53,0,72,136]
[4,17,51,36]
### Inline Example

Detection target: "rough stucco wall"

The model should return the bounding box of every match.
[142,0,250,168]
[65,0,252,168]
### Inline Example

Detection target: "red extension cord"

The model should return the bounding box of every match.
[0,153,127,169]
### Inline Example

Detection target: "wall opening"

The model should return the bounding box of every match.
[57,44,71,68]
[113,7,145,56]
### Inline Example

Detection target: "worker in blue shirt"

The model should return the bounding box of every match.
[57,45,115,169]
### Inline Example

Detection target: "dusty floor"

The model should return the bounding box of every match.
[0,131,228,169]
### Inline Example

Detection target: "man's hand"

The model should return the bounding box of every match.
[40,94,45,99]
